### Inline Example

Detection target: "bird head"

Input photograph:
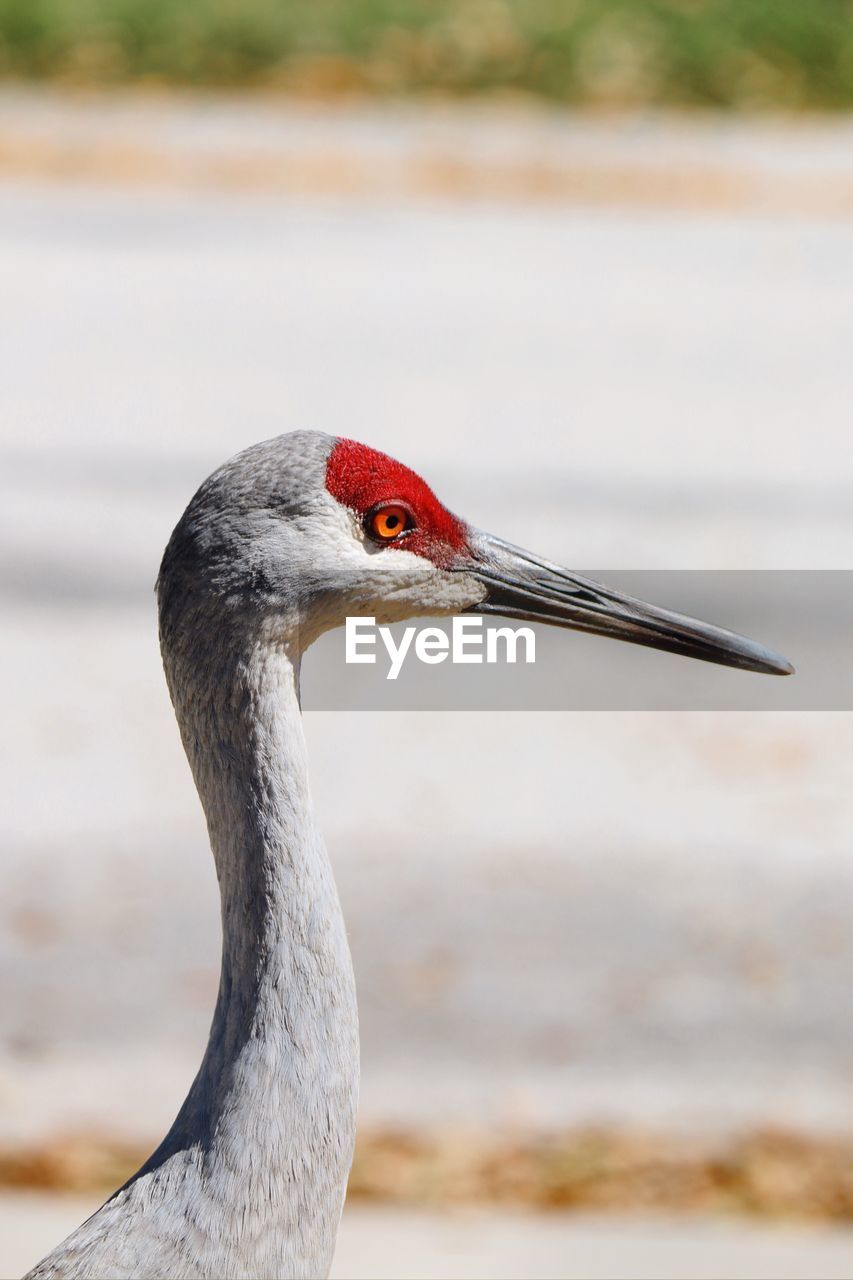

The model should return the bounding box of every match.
[158,430,793,677]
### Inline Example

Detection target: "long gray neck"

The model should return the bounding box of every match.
[140,622,359,1278]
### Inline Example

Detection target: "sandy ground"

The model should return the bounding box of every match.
[4,1196,853,1280]
[4,87,853,215]
[1,95,853,1273]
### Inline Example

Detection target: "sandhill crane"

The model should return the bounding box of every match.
[25,432,792,1280]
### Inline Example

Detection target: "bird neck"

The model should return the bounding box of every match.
[153,622,358,1274]
[189,635,320,1016]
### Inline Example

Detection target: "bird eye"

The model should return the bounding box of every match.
[368,504,413,542]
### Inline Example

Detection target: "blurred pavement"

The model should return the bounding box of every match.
[1,92,852,1200]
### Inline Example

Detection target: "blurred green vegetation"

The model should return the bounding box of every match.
[0,0,852,109]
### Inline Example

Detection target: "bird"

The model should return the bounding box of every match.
[24,431,792,1280]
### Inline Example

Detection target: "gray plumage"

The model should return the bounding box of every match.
[26,434,365,1278]
[24,430,792,1280]
[26,432,479,1280]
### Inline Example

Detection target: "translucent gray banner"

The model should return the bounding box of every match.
[300,572,850,711]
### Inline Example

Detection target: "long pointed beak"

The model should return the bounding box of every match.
[461,532,794,677]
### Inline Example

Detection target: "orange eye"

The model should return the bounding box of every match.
[369,504,412,541]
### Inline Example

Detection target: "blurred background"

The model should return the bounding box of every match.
[2,2,853,1277]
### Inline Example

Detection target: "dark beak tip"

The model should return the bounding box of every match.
[754,649,795,676]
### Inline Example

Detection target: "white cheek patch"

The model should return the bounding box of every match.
[288,490,485,632]
[308,491,365,552]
